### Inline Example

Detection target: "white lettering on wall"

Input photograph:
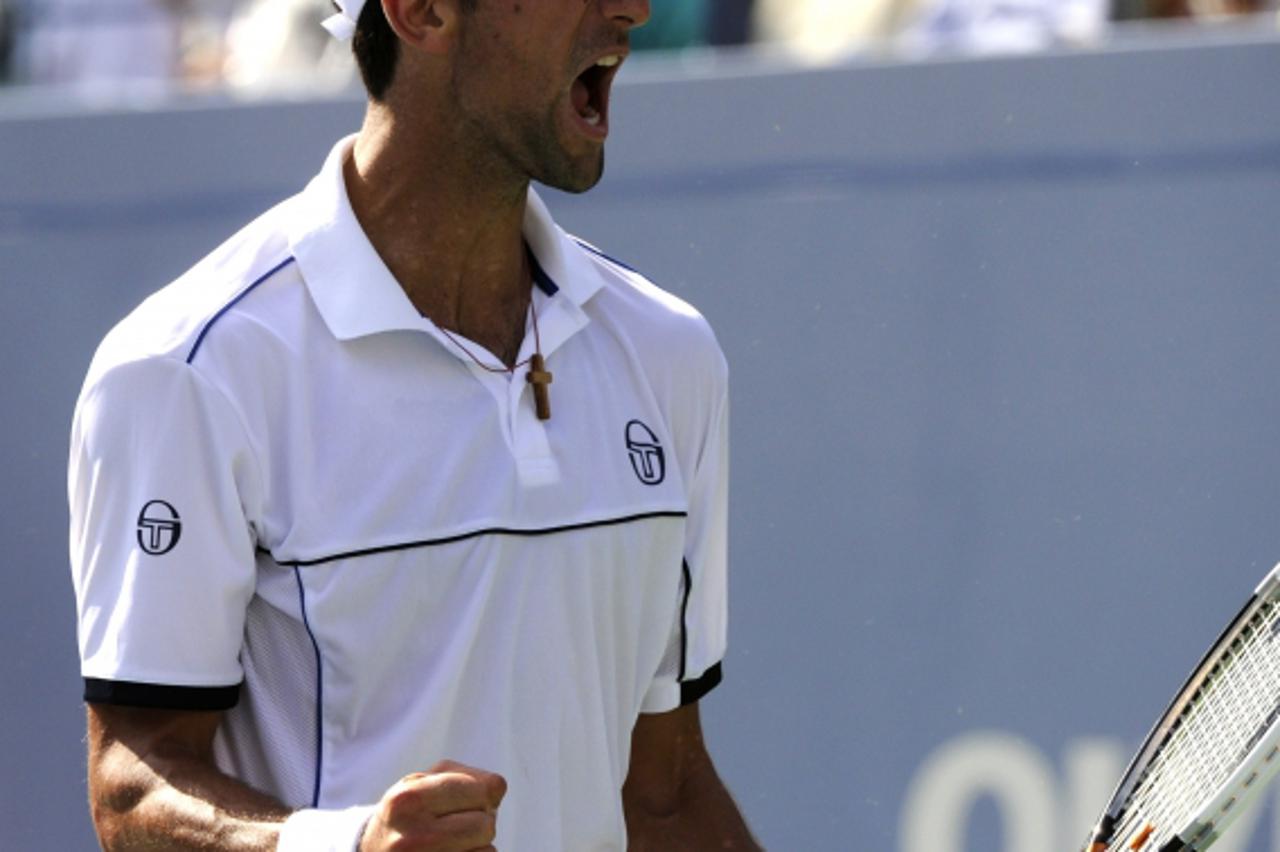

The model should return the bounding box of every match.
[899,731,1274,852]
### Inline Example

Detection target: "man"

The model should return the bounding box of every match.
[68,0,760,850]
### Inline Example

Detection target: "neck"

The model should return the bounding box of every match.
[344,102,534,365]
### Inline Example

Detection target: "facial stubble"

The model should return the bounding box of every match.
[448,33,606,196]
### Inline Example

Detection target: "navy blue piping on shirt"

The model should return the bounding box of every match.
[676,559,723,706]
[678,560,692,683]
[572,238,640,274]
[187,252,551,365]
[273,514,721,705]
[292,567,326,808]
[268,510,689,569]
[526,245,559,296]
[186,256,297,364]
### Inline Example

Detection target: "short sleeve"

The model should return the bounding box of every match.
[68,355,262,710]
[642,371,729,713]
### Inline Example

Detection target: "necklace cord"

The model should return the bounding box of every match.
[436,296,542,375]
[424,246,552,420]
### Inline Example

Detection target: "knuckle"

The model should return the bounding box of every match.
[428,758,463,774]
[386,787,414,810]
[382,786,426,822]
[432,772,469,797]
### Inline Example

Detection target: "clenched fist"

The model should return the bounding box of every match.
[359,761,507,851]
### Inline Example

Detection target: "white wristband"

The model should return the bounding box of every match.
[277,805,375,852]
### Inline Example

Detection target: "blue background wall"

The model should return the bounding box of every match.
[3,33,1280,850]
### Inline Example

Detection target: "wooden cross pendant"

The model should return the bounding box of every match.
[527,353,553,421]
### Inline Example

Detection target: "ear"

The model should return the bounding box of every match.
[380,0,461,55]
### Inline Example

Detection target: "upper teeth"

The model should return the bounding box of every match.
[596,56,621,68]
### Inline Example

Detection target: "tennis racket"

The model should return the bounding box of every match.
[1082,562,1280,851]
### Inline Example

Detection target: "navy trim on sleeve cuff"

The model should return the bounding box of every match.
[679,662,723,706]
[84,678,241,711]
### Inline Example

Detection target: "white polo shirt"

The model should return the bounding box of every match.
[69,136,729,851]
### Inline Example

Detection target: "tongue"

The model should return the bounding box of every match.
[571,76,592,117]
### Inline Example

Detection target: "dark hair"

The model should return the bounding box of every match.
[351,1,400,102]
[347,1,478,102]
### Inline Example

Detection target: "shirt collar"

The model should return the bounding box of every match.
[287,135,606,343]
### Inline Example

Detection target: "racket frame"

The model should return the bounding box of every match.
[1083,564,1280,852]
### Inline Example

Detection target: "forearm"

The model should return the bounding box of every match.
[624,758,762,851]
[90,721,290,851]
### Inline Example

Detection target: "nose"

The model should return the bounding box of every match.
[601,0,650,29]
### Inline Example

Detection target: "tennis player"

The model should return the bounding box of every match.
[68,0,760,850]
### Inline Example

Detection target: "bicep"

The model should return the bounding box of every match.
[87,704,225,804]
[88,703,224,765]
[624,704,761,850]
[623,702,711,815]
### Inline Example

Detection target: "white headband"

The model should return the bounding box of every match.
[323,0,367,41]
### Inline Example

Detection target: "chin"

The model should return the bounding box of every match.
[536,152,605,195]
[555,172,604,195]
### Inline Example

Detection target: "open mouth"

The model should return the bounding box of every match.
[570,55,623,134]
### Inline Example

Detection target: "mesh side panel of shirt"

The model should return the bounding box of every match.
[214,583,322,808]
[653,572,688,684]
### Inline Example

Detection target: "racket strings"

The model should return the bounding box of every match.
[1109,599,1280,850]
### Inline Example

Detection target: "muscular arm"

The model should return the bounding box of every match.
[86,704,503,852]
[623,702,762,851]
[86,703,290,851]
